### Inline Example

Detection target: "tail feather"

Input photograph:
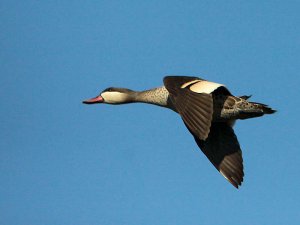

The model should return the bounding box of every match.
[237,100,276,119]
[250,102,276,114]
[239,95,252,100]
[237,95,276,114]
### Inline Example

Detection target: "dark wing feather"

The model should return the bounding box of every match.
[164,76,243,188]
[163,76,204,89]
[164,76,213,140]
[192,122,244,188]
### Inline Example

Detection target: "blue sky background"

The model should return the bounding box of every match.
[1,1,299,224]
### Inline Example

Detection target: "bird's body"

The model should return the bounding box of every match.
[83,76,275,188]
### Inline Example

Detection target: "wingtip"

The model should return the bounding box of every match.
[228,176,242,189]
[220,170,242,189]
[231,181,239,189]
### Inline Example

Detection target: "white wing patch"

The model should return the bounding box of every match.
[180,80,200,88]
[189,80,225,94]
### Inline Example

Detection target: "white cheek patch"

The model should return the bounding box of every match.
[101,92,127,104]
[189,80,224,94]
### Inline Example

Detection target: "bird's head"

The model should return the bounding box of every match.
[82,87,136,105]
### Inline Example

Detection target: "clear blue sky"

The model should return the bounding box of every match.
[1,1,299,224]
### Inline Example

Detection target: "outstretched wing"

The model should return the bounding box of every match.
[164,76,242,188]
[193,122,244,188]
[164,76,214,140]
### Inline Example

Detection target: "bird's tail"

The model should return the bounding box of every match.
[237,97,276,119]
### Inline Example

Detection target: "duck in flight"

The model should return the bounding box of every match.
[83,76,276,188]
